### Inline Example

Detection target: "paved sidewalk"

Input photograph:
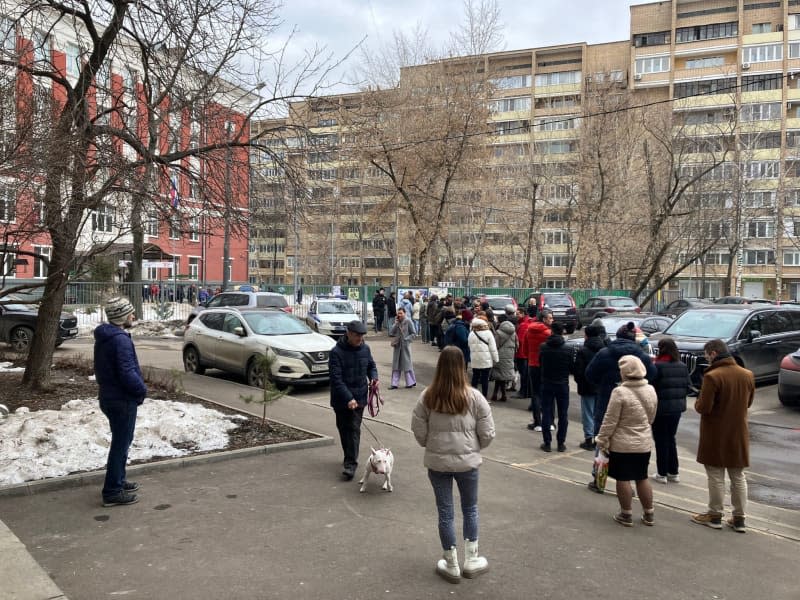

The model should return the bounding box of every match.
[1,335,799,599]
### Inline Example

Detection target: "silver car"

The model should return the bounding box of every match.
[182,307,336,387]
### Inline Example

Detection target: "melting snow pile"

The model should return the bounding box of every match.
[0,397,247,485]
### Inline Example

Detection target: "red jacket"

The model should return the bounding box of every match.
[525,320,551,367]
[515,316,531,359]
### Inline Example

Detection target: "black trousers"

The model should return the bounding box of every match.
[375,311,384,332]
[335,406,364,471]
[651,412,682,476]
[514,358,528,396]
[528,365,542,426]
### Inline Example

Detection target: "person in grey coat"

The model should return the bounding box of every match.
[490,320,517,402]
[389,307,417,389]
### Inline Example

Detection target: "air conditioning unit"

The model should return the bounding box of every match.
[741,62,751,70]
[633,73,643,81]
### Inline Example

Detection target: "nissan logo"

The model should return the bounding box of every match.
[317,352,326,360]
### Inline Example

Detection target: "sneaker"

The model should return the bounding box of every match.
[691,512,723,529]
[341,467,355,481]
[613,512,633,527]
[526,423,537,431]
[534,425,543,432]
[587,480,604,494]
[579,439,594,451]
[651,473,668,484]
[550,425,556,431]
[641,511,655,526]
[102,492,139,507]
[726,516,746,533]
[667,474,680,483]
[540,442,552,452]
[122,481,140,492]
[557,443,567,452]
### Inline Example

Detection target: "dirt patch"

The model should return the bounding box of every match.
[0,353,317,459]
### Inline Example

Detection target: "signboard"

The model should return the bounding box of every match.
[142,261,174,269]
[348,288,360,300]
[428,286,448,298]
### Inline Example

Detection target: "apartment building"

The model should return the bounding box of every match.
[248,0,800,300]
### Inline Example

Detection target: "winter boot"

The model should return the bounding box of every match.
[462,540,489,579]
[436,546,461,583]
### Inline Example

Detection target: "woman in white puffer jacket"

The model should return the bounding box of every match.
[468,315,499,397]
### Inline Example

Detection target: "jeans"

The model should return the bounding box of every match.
[514,358,528,397]
[651,413,682,476]
[428,468,480,550]
[705,465,748,517]
[335,406,364,471]
[100,399,139,499]
[580,394,597,440]
[541,382,569,444]
[471,367,491,398]
[528,366,541,425]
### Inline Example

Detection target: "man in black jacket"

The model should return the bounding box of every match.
[538,322,574,452]
[372,288,386,333]
[573,325,605,450]
[329,320,379,480]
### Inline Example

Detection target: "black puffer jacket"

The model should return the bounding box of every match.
[539,334,573,385]
[573,335,605,396]
[329,337,379,410]
[653,359,691,416]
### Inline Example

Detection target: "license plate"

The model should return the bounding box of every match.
[311,364,328,373]
[69,329,78,335]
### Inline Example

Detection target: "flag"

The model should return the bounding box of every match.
[170,175,180,208]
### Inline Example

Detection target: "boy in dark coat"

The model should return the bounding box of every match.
[573,325,605,450]
[538,322,573,452]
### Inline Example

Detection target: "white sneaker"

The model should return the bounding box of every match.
[651,473,667,484]
[550,425,555,431]
[667,474,680,483]
[534,426,543,432]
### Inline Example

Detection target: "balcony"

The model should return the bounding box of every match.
[532,82,581,96]
[673,65,737,82]
[741,32,784,45]
[632,71,670,87]
[673,38,738,57]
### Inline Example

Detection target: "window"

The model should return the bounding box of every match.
[92,205,113,232]
[317,118,337,127]
[494,120,529,135]
[534,95,580,110]
[785,219,800,237]
[741,132,781,149]
[534,140,577,154]
[187,257,199,279]
[674,77,734,98]
[491,75,531,89]
[742,44,782,63]
[633,31,671,47]
[743,161,779,179]
[169,215,181,239]
[534,71,581,86]
[490,96,531,112]
[32,245,50,278]
[0,185,14,221]
[784,251,800,265]
[1,18,14,54]
[534,116,578,131]
[543,230,570,244]
[543,280,566,289]
[145,211,159,237]
[32,30,48,63]
[188,215,199,241]
[676,22,737,42]
[787,189,800,206]
[65,42,80,78]
[609,70,624,81]
[791,14,800,31]
[744,249,774,264]
[685,56,725,69]
[743,191,775,208]
[751,23,772,34]
[741,74,784,92]
[1,247,15,277]
[634,56,670,74]
[741,102,782,121]
[746,220,774,238]
[542,254,570,267]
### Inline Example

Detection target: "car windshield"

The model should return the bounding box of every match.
[318,301,354,314]
[486,298,511,310]
[609,298,637,308]
[663,310,744,339]
[243,312,312,335]
[543,295,572,308]
[599,317,642,332]
[255,296,287,308]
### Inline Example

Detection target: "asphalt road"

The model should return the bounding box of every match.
[60,332,800,513]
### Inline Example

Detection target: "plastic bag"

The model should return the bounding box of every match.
[594,451,609,492]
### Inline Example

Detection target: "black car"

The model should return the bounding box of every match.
[658,298,712,318]
[651,305,800,388]
[0,296,79,352]
[523,292,578,333]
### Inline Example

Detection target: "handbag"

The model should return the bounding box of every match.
[594,451,610,492]
[390,337,400,347]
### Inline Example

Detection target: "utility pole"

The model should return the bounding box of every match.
[222,141,232,292]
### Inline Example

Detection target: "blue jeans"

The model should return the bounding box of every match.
[100,399,139,499]
[428,469,480,550]
[580,394,597,440]
[541,382,569,445]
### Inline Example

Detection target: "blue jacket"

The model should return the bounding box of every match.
[444,318,471,363]
[329,337,379,410]
[585,338,656,432]
[94,323,147,404]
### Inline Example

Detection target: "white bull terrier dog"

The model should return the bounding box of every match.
[359,447,394,493]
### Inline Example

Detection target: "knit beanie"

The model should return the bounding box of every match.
[618,355,646,380]
[461,308,474,322]
[105,296,135,325]
[615,321,637,341]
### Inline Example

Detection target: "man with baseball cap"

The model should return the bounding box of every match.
[329,320,379,480]
[94,297,147,506]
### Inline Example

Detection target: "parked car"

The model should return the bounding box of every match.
[778,349,800,407]
[0,295,78,352]
[714,296,774,305]
[305,297,359,337]
[182,307,336,387]
[186,291,290,325]
[483,295,518,314]
[658,298,712,318]
[651,305,800,389]
[576,296,640,328]
[522,292,578,333]
[565,314,667,355]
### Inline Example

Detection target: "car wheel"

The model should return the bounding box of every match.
[247,357,267,388]
[9,326,34,352]
[183,346,206,375]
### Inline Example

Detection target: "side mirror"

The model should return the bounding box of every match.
[233,326,245,337]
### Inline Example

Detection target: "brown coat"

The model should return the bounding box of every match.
[694,357,755,468]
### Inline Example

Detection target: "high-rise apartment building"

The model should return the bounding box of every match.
[249,0,800,300]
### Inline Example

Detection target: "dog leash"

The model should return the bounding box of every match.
[367,380,383,417]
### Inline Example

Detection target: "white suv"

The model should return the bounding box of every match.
[305,298,359,337]
[186,291,290,325]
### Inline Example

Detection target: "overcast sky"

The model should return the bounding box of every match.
[272,0,650,93]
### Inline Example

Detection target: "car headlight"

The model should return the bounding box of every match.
[272,347,305,360]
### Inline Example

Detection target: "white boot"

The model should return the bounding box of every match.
[436,546,461,583]
[462,539,489,578]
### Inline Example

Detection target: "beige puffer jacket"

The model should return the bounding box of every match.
[596,379,657,454]
[411,387,495,472]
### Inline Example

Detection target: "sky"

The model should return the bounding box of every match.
[273,0,650,93]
